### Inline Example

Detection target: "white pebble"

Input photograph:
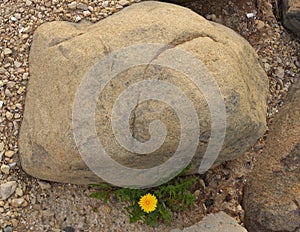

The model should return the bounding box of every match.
[83,10,91,17]
[102,1,109,7]
[246,12,255,18]
[75,15,82,22]
[25,0,32,6]
[14,61,22,68]
[10,16,17,21]
[68,1,77,10]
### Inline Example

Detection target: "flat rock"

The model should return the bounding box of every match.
[243,78,300,232]
[282,0,300,37]
[19,1,268,186]
[171,211,248,232]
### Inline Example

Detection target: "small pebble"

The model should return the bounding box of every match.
[5,111,14,121]
[102,1,109,8]
[15,187,23,197]
[83,10,91,17]
[68,1,77,10]
[37,181,51,190]
[62,226,75,232]
[25,0,32,6]
[255,20,265,30]
[5,150,15,158]
[10,16,17,21]
[77,3,88,10]
[8,162,17,169]
[75,15,82,22]
[0,181,17,200]
[0,164,10,174]
[11,198,25,207]
[4,226,13,232]
[0,142,4,151]
[3,48,12,55]
[119,0,130,6]
[276,67,285,79]
[6,81,16,88]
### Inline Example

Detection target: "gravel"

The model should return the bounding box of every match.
[0,0,299,231]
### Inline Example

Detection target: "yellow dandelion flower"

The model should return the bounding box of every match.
[138,193,158,213]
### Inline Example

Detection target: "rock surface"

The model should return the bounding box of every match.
[19,1,268,185]
[243,78,300,232]
[171,211,248,232]
[282,0,300,37]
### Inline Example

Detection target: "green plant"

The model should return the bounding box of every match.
[89,165,198,226]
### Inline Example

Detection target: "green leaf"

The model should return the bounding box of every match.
[89,191,110,203]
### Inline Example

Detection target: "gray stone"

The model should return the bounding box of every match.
[62,227,75,232]
[19,1,268,185]
[282,0,300,38]
[102,1,109,8]
[3,226,12,232]
[0,181,17,200]
[77,3,88,10]
[171,211,248,232]
[243,78,300,232]
[37,181,51,190]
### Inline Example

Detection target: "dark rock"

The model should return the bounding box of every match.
[282,0,300,38]
[62,226,75,232]
[243,78,300,232]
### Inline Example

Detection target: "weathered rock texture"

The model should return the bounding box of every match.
[19,1,268,185]
[282,0,300,38]
[243,78,300,232]
[171,211,248,232]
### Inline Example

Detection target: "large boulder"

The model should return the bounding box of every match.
[243,78,300,232]
[19,1,268,186]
